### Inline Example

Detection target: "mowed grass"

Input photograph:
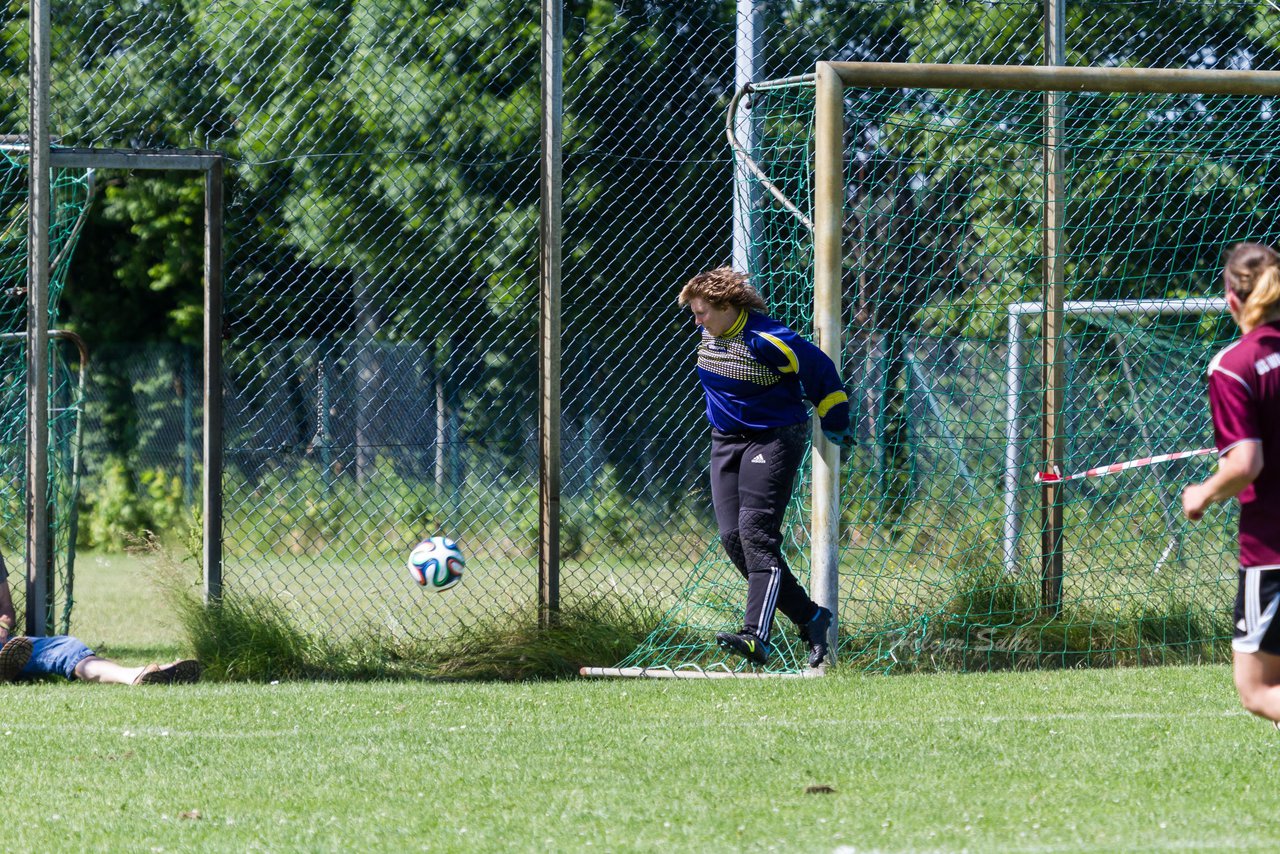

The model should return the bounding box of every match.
[2,667,1275,851]
[67,551,189,661]
[5,553,1278,852]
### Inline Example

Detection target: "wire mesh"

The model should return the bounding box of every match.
[10,1,1277,660]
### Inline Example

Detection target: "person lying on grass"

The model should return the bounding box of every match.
[0,554,200,686]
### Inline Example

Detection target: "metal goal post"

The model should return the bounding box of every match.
[22,148,225,632]
[811,61,1280,621]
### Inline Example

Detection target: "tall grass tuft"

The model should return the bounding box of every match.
[421,600,665,680]
[167,577,662,682]
[842,562,1231,673]
[169,584,357,681]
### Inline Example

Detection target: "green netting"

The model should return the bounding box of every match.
[619,74,1271,674]
[0,147,93,634]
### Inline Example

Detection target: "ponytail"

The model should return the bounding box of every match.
[1243,265,1280,332]
[1223,242,1280,332]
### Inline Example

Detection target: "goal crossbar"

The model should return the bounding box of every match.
[812,62,1262,613]
[827,62,1280,96]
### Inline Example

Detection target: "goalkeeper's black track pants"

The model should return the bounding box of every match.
[709,421,820,642]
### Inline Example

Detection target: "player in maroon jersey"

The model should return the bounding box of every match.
[1183,242,1280,727]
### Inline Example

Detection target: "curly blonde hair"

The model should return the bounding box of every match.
[677,266,767,312]
[1224,242,1280,332]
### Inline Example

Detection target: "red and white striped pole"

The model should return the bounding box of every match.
[1034,447,1216,485]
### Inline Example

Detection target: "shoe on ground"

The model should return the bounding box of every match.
[0,636,32,682]
[715,631,770,665]
[804,606,834,668]
[134,659,202,686]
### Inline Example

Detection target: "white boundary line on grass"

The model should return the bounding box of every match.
[0,708,1253,741]
[835,837,1267,854]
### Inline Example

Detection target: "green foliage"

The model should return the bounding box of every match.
[904,1,1042,64]
[80,460,192,551]
[63,175,208,350]
[237,461,377,557]
[226,455,469,559]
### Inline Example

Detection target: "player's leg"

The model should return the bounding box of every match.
[709,430,773,662]
[709,430,748,579]
[733,423,834,666]
[76,655,201,685]
[7,633,199,685]
[1232,650,1280,723]
[735,424,818,638]
[1230,567,1280,723]
[130,659,202,684]
[75,655,149,685]
[17,635,101,681]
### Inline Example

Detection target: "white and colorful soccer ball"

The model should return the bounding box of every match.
[407,536,465,591]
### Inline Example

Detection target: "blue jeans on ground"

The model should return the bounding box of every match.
[17,635,96,680]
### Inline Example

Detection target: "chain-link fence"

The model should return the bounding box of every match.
[6,1,1275,655]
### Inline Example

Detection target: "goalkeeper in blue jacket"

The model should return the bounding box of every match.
[678,266,854,668]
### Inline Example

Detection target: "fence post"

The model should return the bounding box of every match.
[538,0,563,627]
[1040,0,1067,613]
[204,157,224,603]
[25,0,52,635]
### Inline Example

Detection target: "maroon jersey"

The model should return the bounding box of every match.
[1207,321,1280,568]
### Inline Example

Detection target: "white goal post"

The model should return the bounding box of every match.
[1000,298,1225,576]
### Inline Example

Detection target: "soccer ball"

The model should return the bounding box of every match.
[407,536,465,591]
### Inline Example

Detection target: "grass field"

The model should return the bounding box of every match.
[5,553,1278,852]
[67,551,191,660]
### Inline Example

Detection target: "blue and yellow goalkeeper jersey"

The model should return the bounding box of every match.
[695,309,850,434]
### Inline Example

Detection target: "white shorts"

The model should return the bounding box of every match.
[1232,566,1280,655]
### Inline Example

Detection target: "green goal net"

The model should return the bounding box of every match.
[611,67,1273,675]
[0,146,93,634]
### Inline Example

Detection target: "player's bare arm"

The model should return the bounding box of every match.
[1182,441,1264,521]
